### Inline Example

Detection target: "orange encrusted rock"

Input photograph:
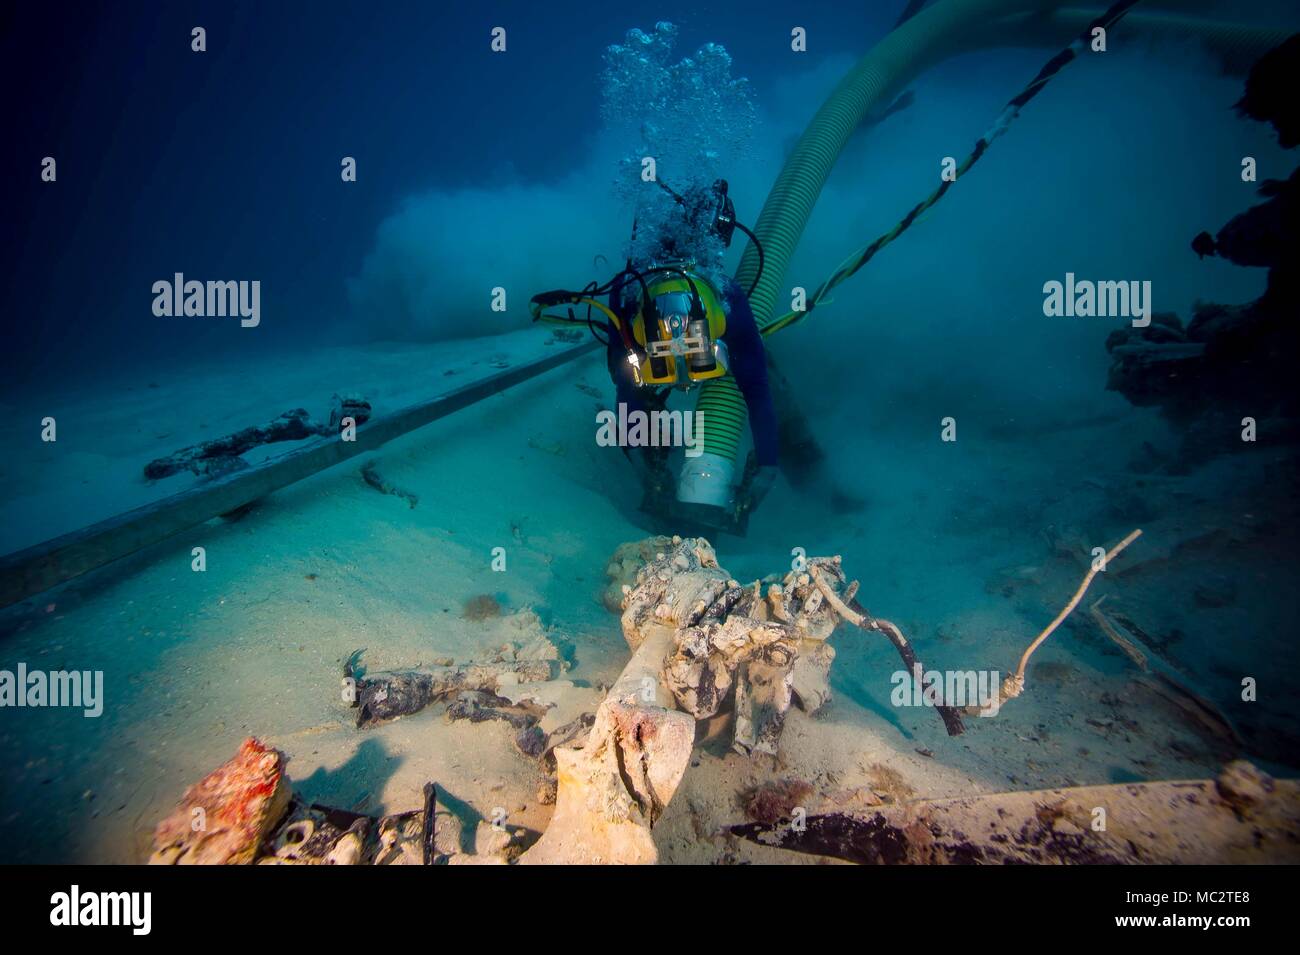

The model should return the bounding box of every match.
[149,737,292,865]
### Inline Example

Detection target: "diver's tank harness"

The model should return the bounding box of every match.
[636,268,729,386]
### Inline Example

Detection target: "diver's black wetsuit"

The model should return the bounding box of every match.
[605,274,779,468]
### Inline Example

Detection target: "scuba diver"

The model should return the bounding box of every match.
[531,177,778,533]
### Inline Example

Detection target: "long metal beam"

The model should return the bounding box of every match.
[0,340,600,609]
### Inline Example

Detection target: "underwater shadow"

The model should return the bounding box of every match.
[829,669,913,739]
[433,785,486,855]
[828,635,915,738]
[293,735,403,812]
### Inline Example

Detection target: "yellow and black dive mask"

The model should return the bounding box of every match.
[634,275,728,386]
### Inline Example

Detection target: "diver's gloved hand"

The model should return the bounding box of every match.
[741,465,778,514]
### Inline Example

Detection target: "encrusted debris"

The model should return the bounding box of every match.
[344,648,555,728]
[617,536,957,756]
[151,745,516,865]
[730,763,1300,864]
[144,394,372,480]
[149,738,292,865]
[361,460,419,508]
[519,626,694,865]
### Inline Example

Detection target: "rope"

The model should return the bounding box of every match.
[763,0,1143,337]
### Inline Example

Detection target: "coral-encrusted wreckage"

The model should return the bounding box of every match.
[150,738,293,865]
[150,738,470,865]
[144,394,372,480]
[147,534,1300,864]
[729,760,1300,864]
[523,535,967,863]
[1106,35,1300,469]
[617,536,960,755]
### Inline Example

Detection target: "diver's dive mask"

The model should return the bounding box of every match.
[651,292,704,360]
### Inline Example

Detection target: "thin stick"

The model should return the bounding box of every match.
[1090,596,1241,747]
[1012,529,1142,685]
[421,782,438,865]
[809,568,864,626]
[811,567,964,736]
[1089,596,1148,670]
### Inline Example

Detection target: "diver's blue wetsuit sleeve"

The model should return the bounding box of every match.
[722,281,780,468]
[607,275,647,415]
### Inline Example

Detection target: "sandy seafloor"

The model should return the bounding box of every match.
[1,326,1297,864]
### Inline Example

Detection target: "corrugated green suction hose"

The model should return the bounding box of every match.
[700,0,1065,464]
[694,0,1289,466]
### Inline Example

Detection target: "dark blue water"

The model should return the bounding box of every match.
[1,0,902,390]
[1,0,1298,864]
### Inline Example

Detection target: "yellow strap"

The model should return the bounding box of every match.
[533,297,624,333]
[578,298,623,331]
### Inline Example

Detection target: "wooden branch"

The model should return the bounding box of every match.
[1012,529,1142,685]
[809,566,963,736]
[421,783,437,866]
[729,771,1300,864]
[852,599,966,737]
[1091,596,1241,748]
[969,529,1141,716]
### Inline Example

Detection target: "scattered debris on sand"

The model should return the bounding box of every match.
[360,460,418,508]
[343,643,558,728]
[146,532,1300,866]
[149,743,526,865]
[144,394,372,480]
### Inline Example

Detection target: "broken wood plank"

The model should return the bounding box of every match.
[730,765,1300,864]
[0,341,599,609]
[1090,596,1242,748]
